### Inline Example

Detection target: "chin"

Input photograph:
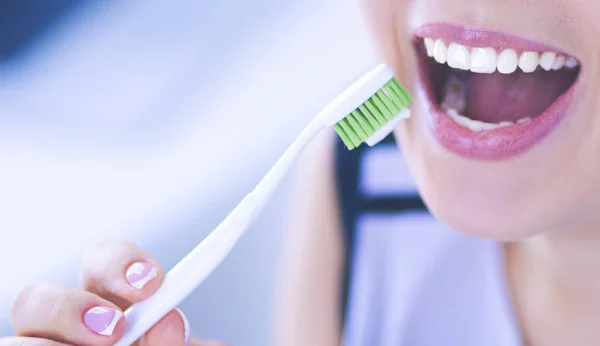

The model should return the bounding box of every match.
[414,167,540,241]
[392,114,593,243]
[424,192,548,242]
[400,135,598,242]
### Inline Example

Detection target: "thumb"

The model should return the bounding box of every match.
[138,309,190,346]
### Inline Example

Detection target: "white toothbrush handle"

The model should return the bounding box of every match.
[114,119,325,346]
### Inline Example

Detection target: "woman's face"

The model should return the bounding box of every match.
[362,0,600,240]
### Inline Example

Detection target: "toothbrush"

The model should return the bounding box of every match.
[114,63,411,345]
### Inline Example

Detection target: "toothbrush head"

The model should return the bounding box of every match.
[324,64,412,150]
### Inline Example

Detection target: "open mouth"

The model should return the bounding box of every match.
[414,24,581,160]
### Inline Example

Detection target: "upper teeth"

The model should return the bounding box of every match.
[424,38,579,74]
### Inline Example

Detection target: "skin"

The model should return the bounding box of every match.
[362,0,600,345]
[2,242,227,346]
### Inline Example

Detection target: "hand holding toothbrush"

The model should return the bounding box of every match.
[4,241,228,346]
[3,64,411,345]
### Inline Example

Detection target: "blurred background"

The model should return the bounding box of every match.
[0,0,378,344]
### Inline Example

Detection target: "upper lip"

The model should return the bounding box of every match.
[414,23,574,56]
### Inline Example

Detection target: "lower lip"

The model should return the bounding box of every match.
[414,48,580,161]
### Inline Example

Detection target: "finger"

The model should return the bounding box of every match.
[138,309,189,346]
[11,283,125,345]
[80,241,163,309]
[0,337,71,346]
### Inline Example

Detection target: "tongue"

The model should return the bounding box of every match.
[466,69,576,123]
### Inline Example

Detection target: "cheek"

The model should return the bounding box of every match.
[360,0,408,64]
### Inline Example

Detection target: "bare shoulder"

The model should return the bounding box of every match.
[273,129,344,346]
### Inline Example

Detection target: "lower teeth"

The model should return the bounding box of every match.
[441,72,532,131]
[447,109,514,131]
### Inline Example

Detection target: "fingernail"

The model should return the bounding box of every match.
[175,308,191,346]
[83,306,123,336]
[126,261,158,289]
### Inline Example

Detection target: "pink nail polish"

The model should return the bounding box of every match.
[126,261,158,289]
[175,309,191,346]
[83,306,122,336]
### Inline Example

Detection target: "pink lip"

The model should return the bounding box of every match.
[414,23,567,54]
[413,24,581,161]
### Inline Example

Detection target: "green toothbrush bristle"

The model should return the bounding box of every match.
[334,77,412,150]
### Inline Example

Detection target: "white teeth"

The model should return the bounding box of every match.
[518,52,539,73]
[433,39,448,64]
[539,51,556,71]
[565,56,578,68]
[424,38,435,57]
[446,107,535,132]
[446,109,471,127]
[476,121,503,131]
[442,75,532,132]
[446,109,512,131]
[447,43,470,70]
[470,47,497,74]
[441,72,522,132]
[445,107,533,132]
[552,55,565,70]
[427,38,576,132]
[423,38,579,74]
[497,49,518,74]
